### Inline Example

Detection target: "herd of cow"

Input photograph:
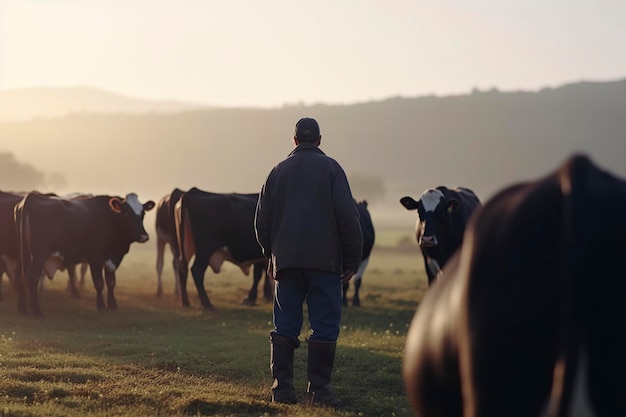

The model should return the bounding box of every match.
[154,187,376,309]
[0,191,155,315]
[1,153,624,416]
[0,186,376,315]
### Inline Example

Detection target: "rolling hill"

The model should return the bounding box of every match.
[0,86,209,122]
[1,79,625,227]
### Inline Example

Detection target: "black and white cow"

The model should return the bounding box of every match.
[14,192,155,315]
[403,154,626,417]
[174,187,270,309]
[342,200,375,307]
[400,187,481,285]
[155,188,185,298]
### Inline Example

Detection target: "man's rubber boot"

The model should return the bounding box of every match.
[306,339,342,408]
[270,332,299,404]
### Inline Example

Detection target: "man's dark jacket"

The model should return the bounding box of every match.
[254,143,363,275]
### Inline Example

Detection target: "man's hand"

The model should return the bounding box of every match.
[341,270,355,285]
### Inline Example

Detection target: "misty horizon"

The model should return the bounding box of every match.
[2,79,626,234]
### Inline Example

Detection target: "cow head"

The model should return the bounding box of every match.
[108,193,156,243]
[400,189,459,248]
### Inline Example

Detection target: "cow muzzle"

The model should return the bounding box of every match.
[137,234,149,243]
[419,235,438,247]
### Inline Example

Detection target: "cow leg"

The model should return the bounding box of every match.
[0,257,8,301]
[243,263,263,306]
[0,259,15,301]
[1,258,19,301]
[342,281,349,307]
[13,260,26,314]
[6,260,17,291]
[422,255,436,286]
[24,261,45,316]
[37,271,47,294]
[105,269,117,310]
[177,257,191,307]
[352,277,362,307]
[352,258,369,307]
[89,263,106,310]
[190,256,213,309]
[65,264,81,298]
[155,236,166,298]
[171,250,181,298]
[79,263,88,288]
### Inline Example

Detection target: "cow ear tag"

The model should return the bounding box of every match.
[109,197,123,213]
[447,198,460,214]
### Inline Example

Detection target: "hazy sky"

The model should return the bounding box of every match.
[1,0,625,107]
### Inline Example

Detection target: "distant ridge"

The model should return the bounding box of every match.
[2,79,625,123]
[0,86,211,122]
[1,77,625,224]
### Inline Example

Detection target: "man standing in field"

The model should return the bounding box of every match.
[254,117,363,407]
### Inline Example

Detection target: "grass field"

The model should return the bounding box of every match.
[0,235,426,417]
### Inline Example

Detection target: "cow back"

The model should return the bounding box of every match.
[179,188,262,263]
[18,193,147,267]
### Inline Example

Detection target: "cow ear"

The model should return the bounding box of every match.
[143,200,156,211]
[108,197,123,213]
[447,198,460,214]
[400,196,419,210]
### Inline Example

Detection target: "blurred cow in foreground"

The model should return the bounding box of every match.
[403,154,626,417]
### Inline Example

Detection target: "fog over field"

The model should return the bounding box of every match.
[2,79,626,232]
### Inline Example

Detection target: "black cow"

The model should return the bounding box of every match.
[37,193,94,296]
[400,186,481,285]
[403,154,626,417]
[175,187,271,309]
[1,191,94,301]
[14,192,155,315]
[342,200,375,307]
[155,188,185,298]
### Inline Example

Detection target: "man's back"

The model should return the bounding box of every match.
[256,143,362,274]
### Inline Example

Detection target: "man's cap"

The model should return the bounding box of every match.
[294,117,320,140]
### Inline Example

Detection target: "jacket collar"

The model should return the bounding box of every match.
[288,143,325,157]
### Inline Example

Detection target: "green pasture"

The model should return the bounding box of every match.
[0,240,425,417]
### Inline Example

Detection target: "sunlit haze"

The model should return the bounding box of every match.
[2,0,625,107]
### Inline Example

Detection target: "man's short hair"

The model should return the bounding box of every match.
[294,117,320,143]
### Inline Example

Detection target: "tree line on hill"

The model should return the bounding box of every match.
[1,78,625,216]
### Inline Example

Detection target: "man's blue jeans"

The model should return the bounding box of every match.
[273,268,343,342]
